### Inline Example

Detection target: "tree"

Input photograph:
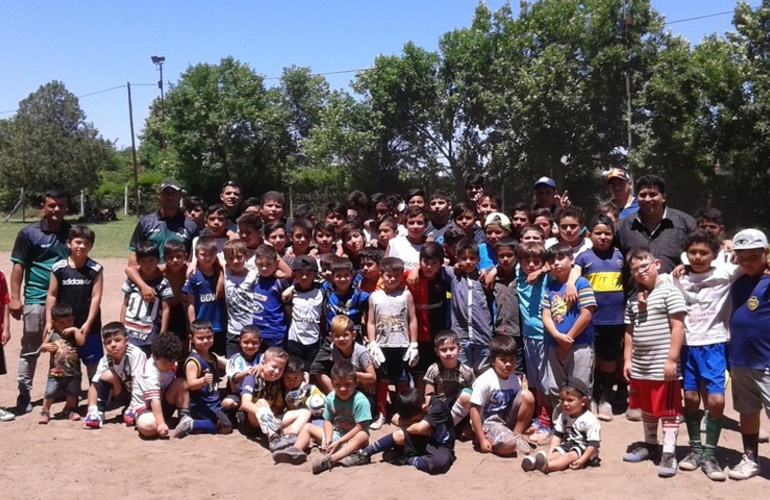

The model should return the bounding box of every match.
[0,81,112,203]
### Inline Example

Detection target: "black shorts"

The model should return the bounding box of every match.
[309,340,334,376]
[285,339,321,373]
[212,332,227,358]
[378,347,408,383]
[0,343,6,375]
[408,341,437,375]
[168,304,188,341]
[594,325,625,361]
[514,337,526,377]
[403,433,455,475]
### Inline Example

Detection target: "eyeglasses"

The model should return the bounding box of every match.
[629,260,653,275]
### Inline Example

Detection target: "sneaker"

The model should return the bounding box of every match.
[340,451,371,467]
[534,450,549,473]
[514,434,536,456]
[16,393,32,415]
[370,413,387,430]
[312,454,334,475]
[84,411,103,429]
[760,428,770,444]
[625,407,642,422]
[728,454,760,480]
[0,408,16,422]
[38,410,51,425]
[597,402,614,422]
[702,456,726,481]
[123,409,136,426]
[622,442,657,463]
[679,451,703,471]
[521,455,537,472]
[271,435,293,452]
[382,449,407,465]
[173,415,194,438]
[268,433,283,452]
[272,446,307,465]
[658,452,678,478]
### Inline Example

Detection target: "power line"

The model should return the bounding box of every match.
[664,10,734,26]
[0,82,158,116]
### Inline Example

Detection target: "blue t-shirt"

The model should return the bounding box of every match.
[575,249,625,326]
[323,390,372,434]
[517,266,548,340]
[253,276,289,341]
[322,282,370,335]
[185,351,223,415]
[619,198,639,220]
[478,242,498,271]
[183,268,225,333]
[541,276,597,346]
[730,275,770,370]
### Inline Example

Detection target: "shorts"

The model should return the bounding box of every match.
[212,331,227,358]
[224,392,242,407]
[134,397,177,422]
[681,343,727,395]
[554,442,600,464]
[402,433,455,474]
[78,332,104,366]
[628,379,682,418]
[226,332,241,359]
[593,324,625,361]
[544,343,594,399]
[44,375,81,400]
[730,366,770,415]
[309,340,334,376]
[285,339,321,373]
[481,391,523,446]
[458,339,490,375]
[524,337,547,393]
[408,341,437,375]
[192,406,233,429]
[168,304,188,342]
[514,338,526,377]
[378,347,409,383]
[322,428,346,446]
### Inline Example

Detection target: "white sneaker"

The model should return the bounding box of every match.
[173,415,194,438]
[370,413,387,430]
[728,454,760,480]
[597,402,614,422]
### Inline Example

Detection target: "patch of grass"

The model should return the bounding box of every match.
[0,217,139,259]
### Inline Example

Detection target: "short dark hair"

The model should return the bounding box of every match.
[330,256,354,274]
[240,325,262,341]
[237,212,263,231]
[314,220,336,237]
[293,204,315,221]
[496,237,519,253]
[285,356,305,374]
[291,217,314,237]
[331,360,357,382]
[223,239,247,259]
[375,216,398,232]
[556,205,585,225]
[346,191,369,211]
[68,225,95,245]
[151,333,183,361]
[264,220,286,238]
[529,208,553,224]
[510,202,530,218]
[420,241,444,262]
[254,244,278,261]
[206,204,227,218]
[324,201,347,219]
[455,238,479,258]
[442,227,466,249]
[520,225,545,239]
[185,195,205,212]
[195,236,218,254]
[380,256,405,275]
[359,246,384,264]
[452,201,477,221]
[404,205,427,222]
[587,214,615,232]
[433,329,459,348]
[595,200,619,220]
[695,207,723,226]
[397,387,425,420]
[190,319,213,334]
[51,303,74,320]
[429,189,451,204]
[489,335,517,361]
[479,190,501,208]
[517,241,546,260]
[221,180,242,192]
[635,174,666,195]
[545,242,574,262]
[241,197,260,209]
[685,228,720,255]
[464,173,485,188]
[45,188,69,200]
[261,191,285,205]
[627,247,656,263]
[341,223,364,243]
[406,188,425,203]
[163,240,186,257]
[135,241,160,260]
[102,321,127,340]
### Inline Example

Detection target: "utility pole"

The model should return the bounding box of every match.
[127,82,141,216]
[623,1,634,155]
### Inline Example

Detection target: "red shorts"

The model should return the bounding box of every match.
[629,379,682,418]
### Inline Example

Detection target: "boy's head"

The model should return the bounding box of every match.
[733,228,770,277]
[685,228,720,273]
[587,214,615,252]
[495,237,519,272]
[283,356,305,391]
[517,241,546,275]
[555,205,585,247]
[260,191,285,222]
[695,207,725,237]
[379,256,405,289]
[530,208,554,238]
[359,246,383,281]
[510,202,530,235]
[185,195,206,227]
[442,227,466,263]
[419,242,444,279]
[595,200,619,224]
[545,242,575,281]
[627,247,661,289]
[330,256,354,291]
[324,201,347,235]
[292,203,315,222]
[241,196,261,217]
[51,303,74,331]
[101,321,129,359]
[151,333,183,372]
[314,220,336,250]
[291,255,318,289]
[520,224,545,244]
[559,378,591,415]
[204,204,228,236]
[67,225,95,256]
[319,253,335,282]
[236,212,264,248]
[195,236,218,268]
[189,319,214,352]
[330,361,358,400]
[406,188,426,208]
[489,335,517,379]
[396,387,427,423]
[404,205,428,241]
[239,325,262,358]
[428,189,452,222]
[163,240,187,272]
[265,220,288,253]
[135,241,161,267]
[433,330,460,368]
[476,190,501,219]
[484,212,512,246]
[455,238,480,274]
[290,218,314,254]
[261,346,289,382]
[223,239,248,271]
[254,244,278,277]
[375,216,398,248]
[330,315,356,350]
[451,201,477,230]
[341,223,365,255]
[464,173,485,202]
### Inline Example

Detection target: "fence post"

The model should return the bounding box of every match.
[20,187,25,223]
[124,185,129,216]
[80,189,85,218]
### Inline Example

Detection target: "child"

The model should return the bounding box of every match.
[520,225,546,245]
[223,325,262,412]
[451,202,485,244]
[423,330,475,426]
[530,208,555,242]
[574,215,625,422]
[441,226,466,265]
[324,256,370,337]
[555,205,592,256]
[39,303,85,423]
[46,225,103,380]
[0,267,12,421]
[285,255,326,371]
[357,247,383,293]
[265,220,288,257]
[470,335,535,456]
[359,387,456,474]
[510,203,530,241]
[406,188,426,208]
[272,361,372,473]
[387,205,428,270]
[324,202,347,239]
[367,257,419,429]
[223,240,257,357]
[522,378,601,473]
[130,333,191,439]
[184,237,226,355]
[192,204,235,265]
[311,315,376,395]
[120,241,173,356]
[375,216,399,252]
[162,240,191,351]
[182,320,232,435]
[252,244,290,348]
[479,213,512,270]
[424,189,453,245]
[476,191,502,223]
[184,196,205,229]
[237,212,264,265]
[285,218,314,259]
[340,223,366,269]
[313,220,337,257]
[491,237,522,342]
[541,242,596,406]
[621,247,686,478]
[84,322,147,429]
[240,346,289,450]
[272,356,322,452]
[260,191,286,225]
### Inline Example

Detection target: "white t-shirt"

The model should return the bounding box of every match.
[470,367,522,421]
[370,288,411,347]
[130,357,177,412]
[226,352,262,392]
[91,343,147,384]
[224,269,257,336]
[386,236,422,270]
[288,286,325,345]
[552,404,601,448]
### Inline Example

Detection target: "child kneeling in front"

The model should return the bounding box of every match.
[522,378,601,473]
[272,361,371,473]
[470,335,535,456]
[359,388,456,474]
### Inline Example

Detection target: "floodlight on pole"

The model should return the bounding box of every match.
[151,55,166,122]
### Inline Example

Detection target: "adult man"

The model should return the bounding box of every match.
[532,176,570,212]
[607,167,638,219]
[9,189,71,414]
[220,180,243,226]
[727,229,770,480]
[128,178,198,265]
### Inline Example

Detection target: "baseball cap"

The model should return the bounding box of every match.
[607,167,630,182]
[561,377,591,399]
[732,229,768,251]
[159,178,182,192]
[533,176,556,189]
[484,212,511,231]
[291,254,318,272]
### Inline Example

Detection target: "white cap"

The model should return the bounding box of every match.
[733,229,768,251]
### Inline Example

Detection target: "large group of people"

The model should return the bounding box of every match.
[0,170,768,481]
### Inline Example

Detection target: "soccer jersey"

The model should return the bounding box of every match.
[51,258,103,333]
[575,249,625,326]
[470,368,522,421]
[129,210,198,262]
[411,398,455,453]
[730,274,770,370]
[241,374,285,411]
[225,352,262,392]
[323,390,372,433]
[423,362,476,401]
[323,283,370,335]
[552,405,601,449]
[130,357,177,412]
[541,277,597,345]
[122,276,173,346]
[183,268,225,333]
[185,351,223,414]
[407,269,451,343]
[370,288,411,347]
[91,343,147,385]
[288,285,325,345]
[10,218,71,304]
[387,236,422,270]
[253,276,289,342]
[425,221,453,245]
[624,280,686,380]
[224,269,257,336]
[517,266,549,341]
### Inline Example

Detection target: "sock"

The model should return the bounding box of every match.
[96,380,112,413]
[406,456,431,472]
[256,406,280,437]
[451,400,470,426]
[376,381,389,418]
[192,419,218,434]
[363,433,396,456]
[661,416,679,455]
[642,412,658,445]
[178,407,191,419]
[703,415,723,458]
[597,372,614,404]
[742,433,759,462]
[684,410,704,454]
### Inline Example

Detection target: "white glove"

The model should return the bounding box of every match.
[403,342,420,368]
[369,341,385,368]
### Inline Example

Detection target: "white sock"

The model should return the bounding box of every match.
[451,400,469,425]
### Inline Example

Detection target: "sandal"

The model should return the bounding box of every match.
[39,410,51,425]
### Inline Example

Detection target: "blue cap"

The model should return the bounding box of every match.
[534,176,556,189]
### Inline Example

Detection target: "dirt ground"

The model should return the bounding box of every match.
[0,252,768,500]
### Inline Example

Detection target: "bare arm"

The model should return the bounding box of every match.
[185,293,196,325]
[185,359,211,391]
[126,264,155,302]
[404,419,431,436]
[423,382,435,404]
[623,324,634,382]
[120,294,129,324]
[356,364,376,388]
[9,263,24,320]
[82,271,103,337]
[45,272,58,333]
[160,300,170,334]
[366,298,376,343]
[665,312,686,381]
[406,291,418,343]
[470,405,492,453]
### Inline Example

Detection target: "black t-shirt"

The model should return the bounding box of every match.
[409,399,455,453]
[51,258,103,332]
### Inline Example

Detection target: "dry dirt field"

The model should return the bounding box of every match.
[0,252,768,500]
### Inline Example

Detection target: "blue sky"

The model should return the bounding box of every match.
[0,1,756,148]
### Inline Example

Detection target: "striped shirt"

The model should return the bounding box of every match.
[624,280,686,380]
